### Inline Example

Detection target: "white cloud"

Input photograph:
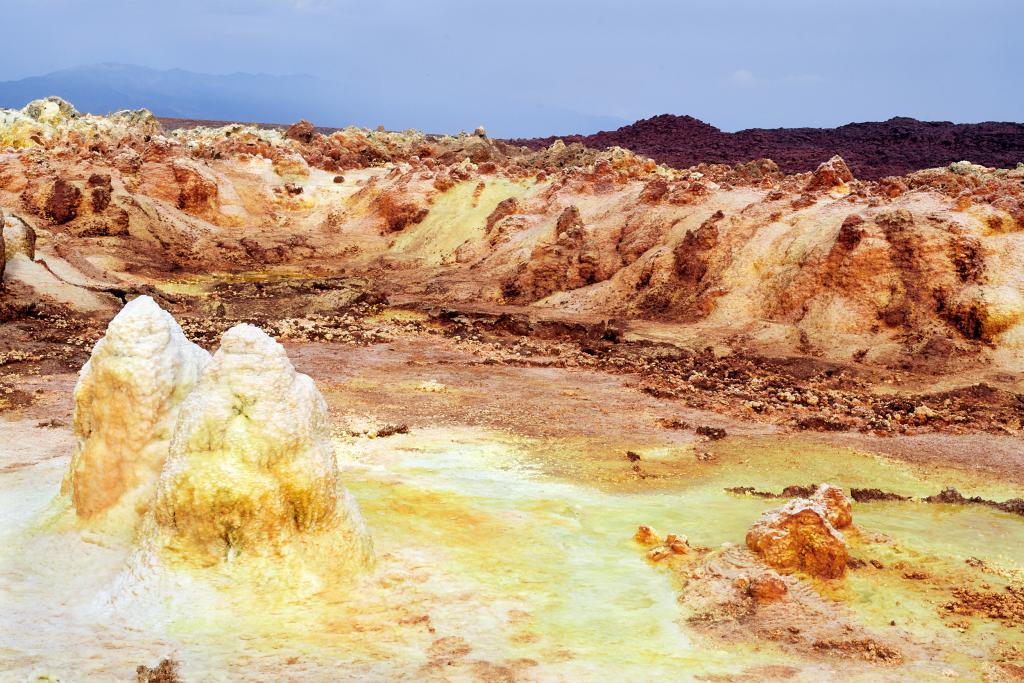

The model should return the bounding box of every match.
[783,73,824,84]
[730,69,757,86]
[290,0,334,11]
[729,69,823,87]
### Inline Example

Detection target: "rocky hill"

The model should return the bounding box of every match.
[515,114,1024,179]
[2,97,1023,385]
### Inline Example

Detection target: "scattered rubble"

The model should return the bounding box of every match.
[633,524,690,562]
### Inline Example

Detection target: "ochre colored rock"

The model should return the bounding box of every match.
[811,483,853,530]
[806,155,854,192]
[44,179,81,225]
[877,176,908,198]
[646,537,689,562]
[285,119,317,144]
[748,572,788,603]
[746,496,848,579]
[375,191,428,233]
[673,213,721,283]
[171,160,218,214]
[555,204,584,238]
[484,197,520,233]
[511,204,601,300]
[88,173,113,213]
[634,524,663,546]
[636,525,689,561]
[639,177,669,203]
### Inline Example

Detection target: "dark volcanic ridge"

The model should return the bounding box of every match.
[515,115,1024,179]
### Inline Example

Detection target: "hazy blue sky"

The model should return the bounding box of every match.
[2,0,1022,135]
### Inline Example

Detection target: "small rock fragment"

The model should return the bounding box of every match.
[748,573,788,603]
[634,524,662,547]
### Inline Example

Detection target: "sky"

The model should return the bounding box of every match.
[1,0,1022,136]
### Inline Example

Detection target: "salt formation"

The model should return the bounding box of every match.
[146,323,373,577]
[745,484,852,579]
[2,213,36,261]
[62,296,210,520]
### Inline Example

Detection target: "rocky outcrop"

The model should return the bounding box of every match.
[43,179,81,225]
[148,324,373,574]
[672,211,721,284]
[745,484,852,579]
[619,208,727,319]
[107,107,163,137]
[805,155,854,192]
[510,205,601,300]
[375,191,429,233]
[484,197,520,233]
[88,173,113,213]
[812,483,853,529]
[285,119,317,144]
[22,96,79,125]
[114,148,143,175]
[639,177,670,204]
[746,499,847,578]
[62,297,211,520]
[171,160,219,214]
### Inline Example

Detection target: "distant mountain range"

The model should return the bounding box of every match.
[0,63,350,124]
[0,63,626,137]
[4,64,1022,173]
[516,114,1024,179]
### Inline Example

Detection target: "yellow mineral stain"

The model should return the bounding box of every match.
[3,424,1024,680]
[390,178,535,264]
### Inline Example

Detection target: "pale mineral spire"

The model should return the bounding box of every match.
[62,295,210,520]
[148,323,373,575]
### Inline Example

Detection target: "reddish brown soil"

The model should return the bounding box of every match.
[3,292,1022,487]
[943,585,1024,628]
